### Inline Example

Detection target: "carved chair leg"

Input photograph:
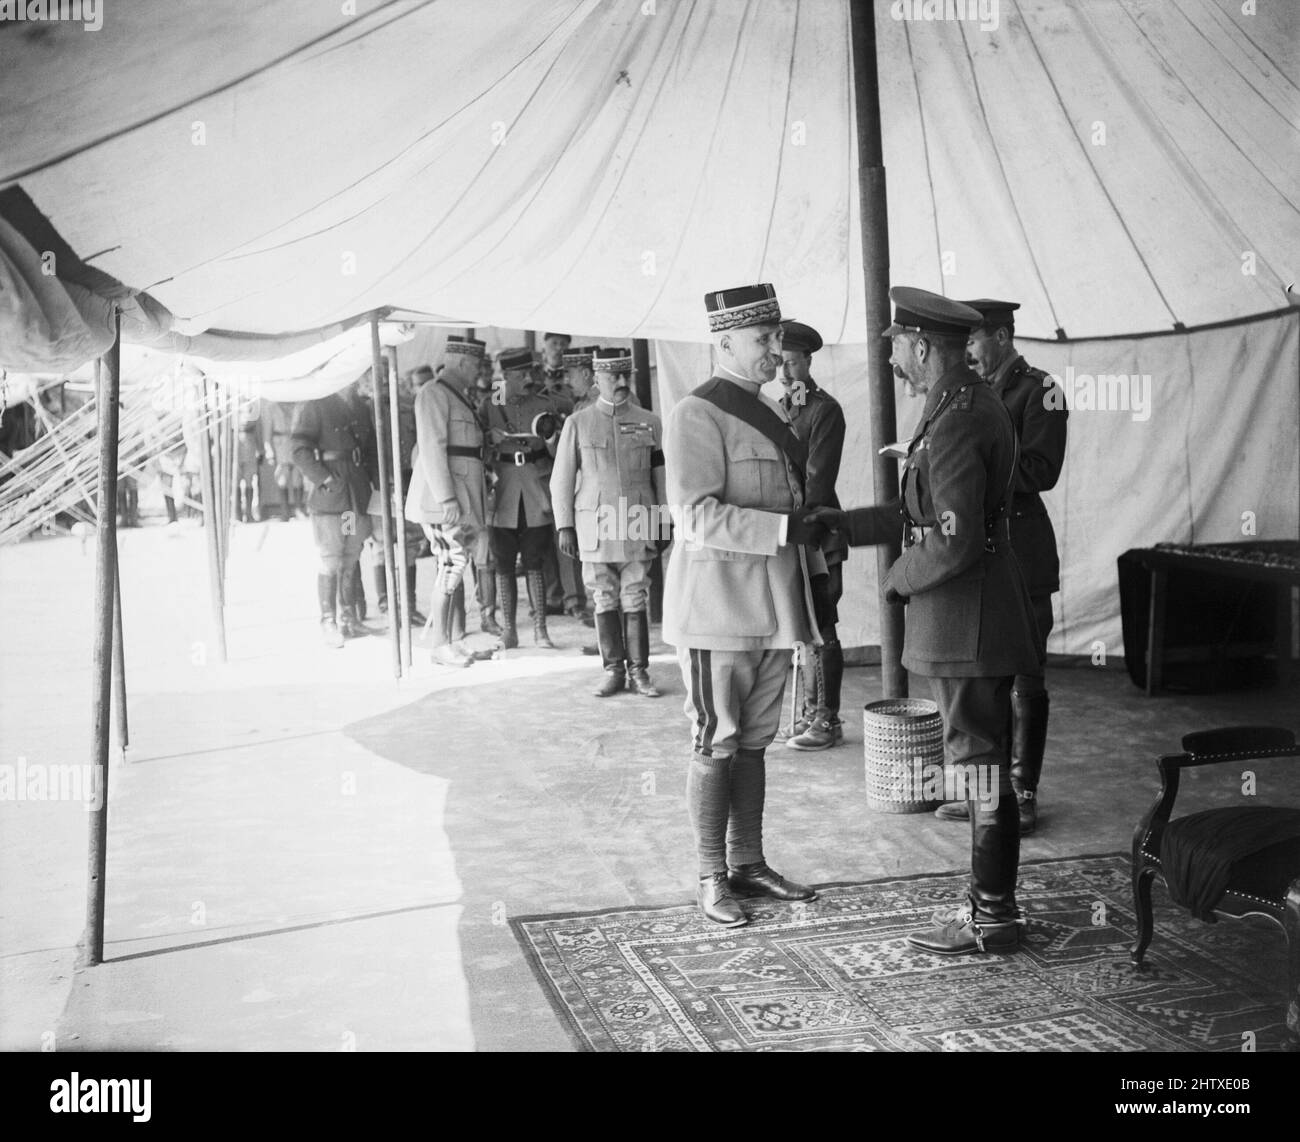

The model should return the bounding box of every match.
[1285,878,1300,1050]
[1131,866,1157,967]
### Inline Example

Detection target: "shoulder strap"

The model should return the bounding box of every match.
[693,378,807,478]
[437,379,483,429]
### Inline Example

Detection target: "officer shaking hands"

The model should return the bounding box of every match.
[809,287,1039,955]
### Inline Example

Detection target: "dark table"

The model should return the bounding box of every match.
[1117,541,1300,694]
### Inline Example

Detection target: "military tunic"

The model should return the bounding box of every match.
[485,392,557,529]
[988,354,1068,600]
[846,364,1038,679]
[550,398,667,614]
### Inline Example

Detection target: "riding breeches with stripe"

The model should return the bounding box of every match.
[678,647,793,758]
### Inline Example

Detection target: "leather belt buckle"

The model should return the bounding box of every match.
[513,450,526,467]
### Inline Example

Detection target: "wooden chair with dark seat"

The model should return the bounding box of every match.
[1130,725,1300,1049]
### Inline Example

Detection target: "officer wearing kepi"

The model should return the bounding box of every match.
[664,282,827,928]
[927,298,1067,835]
[778,320,849,751]
[550,347,669,698]
[811,287,1039,954]
[486,347,562,649]
[406,336,492,667]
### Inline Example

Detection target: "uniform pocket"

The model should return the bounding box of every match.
[681,553,776,637]
[906,573,981,663]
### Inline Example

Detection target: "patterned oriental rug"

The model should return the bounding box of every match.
[511,854,1292,1052]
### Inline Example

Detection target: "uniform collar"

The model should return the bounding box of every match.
[711,368,763,398]
[596,395,634,414]
[920,362,979,421]
[986,352,1023,395]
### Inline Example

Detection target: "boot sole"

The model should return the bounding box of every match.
[906,938,1020,956]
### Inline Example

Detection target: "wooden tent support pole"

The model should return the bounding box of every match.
[196,377,228,662]
[850,0,907,699]
[370,314,401,680]
[112,547,128,762]
[385,344,412,670]
[81,310,121,968]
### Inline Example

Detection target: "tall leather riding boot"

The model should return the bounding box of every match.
[338,564,364,637]
[526,570,555,648]
[373,563,389,614]
[477,568,501,635]
[318,572,343,648]
[820,639,844,723]
[969,782,1021,924]
[803,645,822,718]
[404,563,426,626]
[1010,691,1050,835]
[496,572,518,649]
[624,610,660,697]
[593,611,625,696]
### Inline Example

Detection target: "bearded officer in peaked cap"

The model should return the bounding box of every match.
[928,298,1068,836]
[811,287,1039,955]
[663,283,828,928]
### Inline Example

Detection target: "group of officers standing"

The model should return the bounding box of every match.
[286,286,1068,953]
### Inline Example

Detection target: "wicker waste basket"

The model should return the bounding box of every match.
[863,698,945,814]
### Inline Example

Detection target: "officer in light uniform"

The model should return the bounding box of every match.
[928,298,1067,835]
[663,282,827,928]
[486,347,562,649]
[406,336,491,667]
[551,348,668,698]
[812,287,1039,955]
[777,320,849,751]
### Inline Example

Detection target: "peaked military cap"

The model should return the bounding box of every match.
[542,331,572,344]
[960,298,1021,331]
[562,344,599,368]
[883,287,983,338]
[593,347,633,374]
[705,283,782,332]
[781,320,823,355]
[497,347,536,372]
[444,335,487,360]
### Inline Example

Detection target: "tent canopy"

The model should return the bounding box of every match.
[2,0,1296,363]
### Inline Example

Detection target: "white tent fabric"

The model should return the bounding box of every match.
[2,0,1296,352]
[655,308,1300,659]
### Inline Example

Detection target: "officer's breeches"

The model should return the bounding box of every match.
[491,523,549,572]
[311,512,368,575]
[582,559,651,614]
[678,647,792,758]
[423,522,484,594]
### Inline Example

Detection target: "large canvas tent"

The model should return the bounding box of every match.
[2,0,1297,658]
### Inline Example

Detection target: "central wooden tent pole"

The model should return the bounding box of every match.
[850,0,907,698]
[384,343,412,670]
[81,309,121,968]
[369,313,401,680]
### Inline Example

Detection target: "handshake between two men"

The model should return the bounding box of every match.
[786,504,907,606]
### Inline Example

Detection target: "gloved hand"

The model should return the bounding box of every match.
[785,507,828,547]
[441,498,462,526]
[558,526,579,559]
[804,506,847,532]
